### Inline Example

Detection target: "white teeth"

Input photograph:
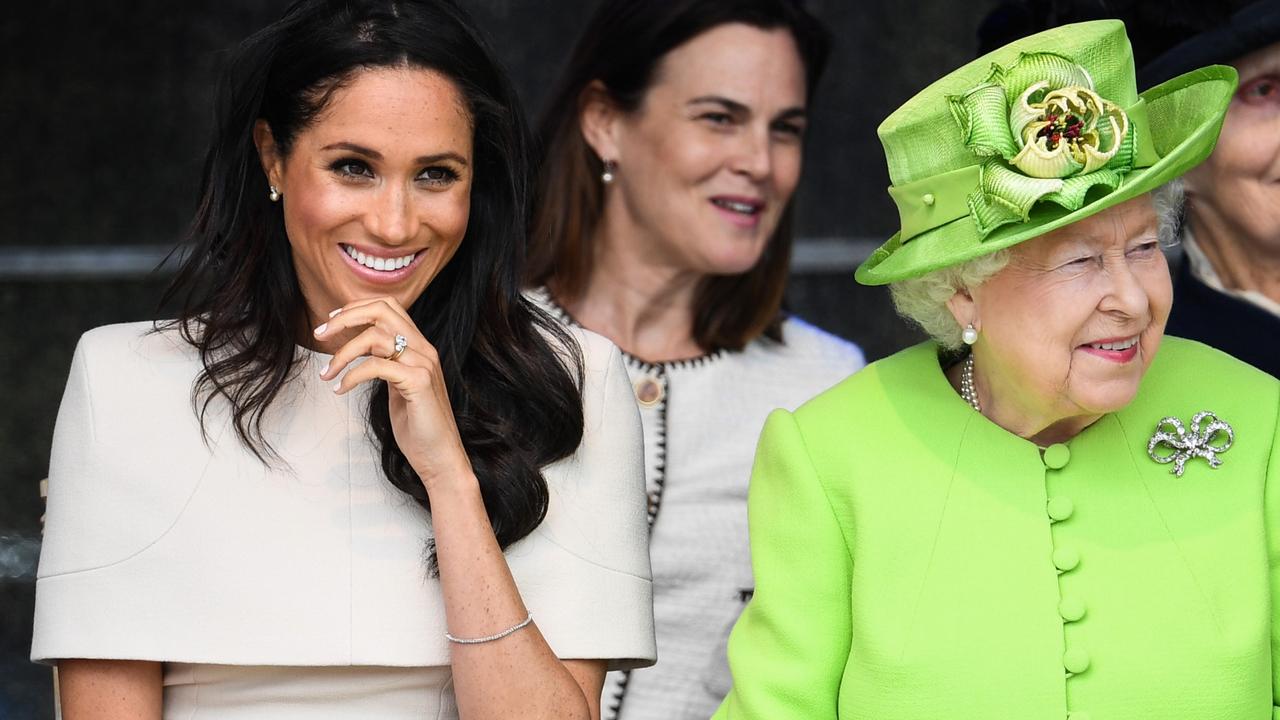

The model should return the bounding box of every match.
[343,245,416,272]
[1088,336,1139,351]
[713,198,759,214]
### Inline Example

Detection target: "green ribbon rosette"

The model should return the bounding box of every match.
[948,52,1140,237]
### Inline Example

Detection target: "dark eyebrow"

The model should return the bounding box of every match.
[773,107,808,122]
[320,142,469,167]
[687,96,807,122]
[415,152,469,167]
[687,95,750,115]
[321,142,383,160]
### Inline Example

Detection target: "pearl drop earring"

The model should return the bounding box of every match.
[962,323,979,345]
[601,160,617,184]
[268,185,282,202]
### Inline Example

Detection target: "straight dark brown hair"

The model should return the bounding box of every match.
[526,0,831,352]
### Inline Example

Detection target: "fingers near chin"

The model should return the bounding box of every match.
[334,295,413,324]
[323,308,418,351]
[323,326,393,380]
[333,357,417,395]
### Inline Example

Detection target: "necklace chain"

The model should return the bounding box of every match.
[961,352,981,413]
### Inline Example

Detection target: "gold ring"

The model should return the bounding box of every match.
[388,334,408,362]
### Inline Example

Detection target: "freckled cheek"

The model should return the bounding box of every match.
[420,192,471,255]
[282,181,363,258]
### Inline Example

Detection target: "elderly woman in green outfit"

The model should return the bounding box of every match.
[715,20,1280,720]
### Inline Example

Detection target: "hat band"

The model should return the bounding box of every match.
[890,97,1161,243]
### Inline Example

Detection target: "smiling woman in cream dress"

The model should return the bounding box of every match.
[31,1,654,717]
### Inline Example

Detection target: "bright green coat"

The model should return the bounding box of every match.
[714,337,1280,720]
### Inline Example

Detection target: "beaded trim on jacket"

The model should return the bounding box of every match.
[532,289,727,719]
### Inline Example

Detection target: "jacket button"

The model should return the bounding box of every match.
[633,376,664,407]
[1043,443,1070,469]
[1058,596,1086,622]
[1063,647,1090,674]
[1053,547,1080,572]
[1047,496,1074,522]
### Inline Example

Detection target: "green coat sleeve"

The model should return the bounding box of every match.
[1269,397,1280,719]
[714,409,852,720]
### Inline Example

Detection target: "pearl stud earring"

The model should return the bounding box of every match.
[962,323,979,345]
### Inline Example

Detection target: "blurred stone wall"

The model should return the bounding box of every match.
[0,1,997,715]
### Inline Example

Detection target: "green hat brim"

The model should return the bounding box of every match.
[855,64,1239,286]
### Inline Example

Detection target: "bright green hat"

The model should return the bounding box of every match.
[855,20,1237,286]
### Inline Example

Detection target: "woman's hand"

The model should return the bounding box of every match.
[315,296,472,492]
[316,296,602,720]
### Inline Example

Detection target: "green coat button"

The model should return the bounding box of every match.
[1063,647,1090,673]
[1047,496,1074,521]
[1043,443,1070,469]
[1059,596,1086,622]
[1053,547,1080,572]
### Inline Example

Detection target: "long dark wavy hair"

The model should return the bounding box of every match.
[526,0,831,352]
[160,0,584,570]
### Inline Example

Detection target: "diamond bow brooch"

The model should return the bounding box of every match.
[1146,411,1234,477]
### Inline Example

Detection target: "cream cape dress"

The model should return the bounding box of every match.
[31,321,656,718]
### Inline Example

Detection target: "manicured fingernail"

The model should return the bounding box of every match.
[329,308,343,318]
[314,323,327,335]
[319,363,329,376]
[332,381,342,394]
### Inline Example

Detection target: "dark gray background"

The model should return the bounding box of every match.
[0,1,1000,716]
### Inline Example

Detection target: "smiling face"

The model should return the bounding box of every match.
[255,66,473,328]
[955,195,1172,434]
[584,23,807,275]
[1184,41,1280,255]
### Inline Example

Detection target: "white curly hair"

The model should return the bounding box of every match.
[888,182,1186,350]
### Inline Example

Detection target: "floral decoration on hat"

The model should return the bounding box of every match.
[948,52,1138,237]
